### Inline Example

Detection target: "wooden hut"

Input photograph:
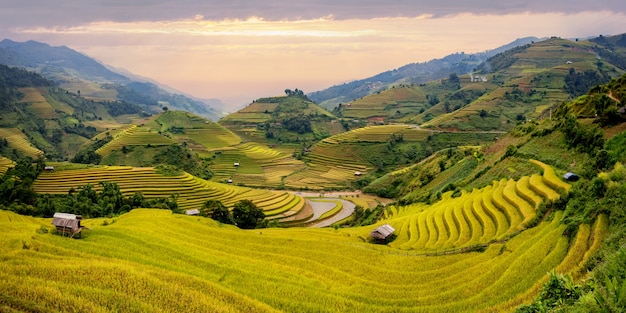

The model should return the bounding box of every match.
[52,213,85,238]
[370,224,396,243]
[185,209,200,216]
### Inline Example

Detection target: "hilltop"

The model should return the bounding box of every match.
[219,89,341,144]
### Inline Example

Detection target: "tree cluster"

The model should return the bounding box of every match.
[200,199,266,229]
[152,144,213,180]
[564,68,609,98]
[281,116,312,134]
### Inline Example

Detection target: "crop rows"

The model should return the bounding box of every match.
[31,166,305,220]
[385,163,569,252]
[0,156,14,173]
[0,205,602,312]
[0,128,44,159]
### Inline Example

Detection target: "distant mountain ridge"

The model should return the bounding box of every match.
[0,39,222,120]
[0,39,128,83]
[308,37,539,109]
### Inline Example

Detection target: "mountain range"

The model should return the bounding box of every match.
[308,37,540,110]
[0,39,223,120]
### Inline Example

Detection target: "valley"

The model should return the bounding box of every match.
[1,34,626,312]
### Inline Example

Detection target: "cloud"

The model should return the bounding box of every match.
[2,0,626,31]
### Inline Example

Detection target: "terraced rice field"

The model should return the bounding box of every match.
[0,156,15,173]
[285,124,432,189]
[31,166,305,221]
[0,128,44,159]
[211,142,305,188]
[322,124,429,144]
[382,160,570,253]
[18,87,57,119]
[0,206,604,312]
[96,125,175,155]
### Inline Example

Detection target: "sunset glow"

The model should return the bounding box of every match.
[2,2,626,108]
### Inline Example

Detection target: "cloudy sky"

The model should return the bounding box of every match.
[2,1,626,109]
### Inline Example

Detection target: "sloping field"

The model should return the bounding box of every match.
[31,166,304,219]
[18,87,57,119]
[284,124,433,189]
[322,124,428,144]
[342,87,427,119]
[96,125,175,155]
[381,161,570,253]
[210,142,305,187]
[156,111,241,151]
[0,207,604,312]
[0,156,15,173]
[0,128,44,159]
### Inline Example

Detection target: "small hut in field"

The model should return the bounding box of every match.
[370,224,396,244]
[185,209,200,216]
[52,213,85,238]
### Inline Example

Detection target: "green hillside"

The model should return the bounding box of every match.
[0,39,222,120]
[219,91,341,145]
[333,35,626,132]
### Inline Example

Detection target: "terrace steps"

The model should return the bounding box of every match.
[387,163,569,252]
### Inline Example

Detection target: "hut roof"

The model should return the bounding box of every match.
[563,172,580,181]
[185,209,200,216]
[370,224,395,240]
[53,212,81,219]
[52,217,81,231]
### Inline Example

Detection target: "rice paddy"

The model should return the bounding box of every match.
[31,166,305,221]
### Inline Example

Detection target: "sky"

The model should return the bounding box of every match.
[2,1,626,110]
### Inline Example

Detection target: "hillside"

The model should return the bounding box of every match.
[309,37,538,110]
[421,36,625,131]
[219,91,341,145]
[0,39,221,120]
[331,35,626,132]
[0,64,150,161]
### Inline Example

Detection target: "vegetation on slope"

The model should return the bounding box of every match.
[219,90,339,145]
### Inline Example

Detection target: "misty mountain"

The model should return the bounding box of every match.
[308,37,539,110]
[0,39,128,83]
[0,39,222,120]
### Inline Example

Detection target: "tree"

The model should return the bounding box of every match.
[232,199,265,229]
[201,199,234,224]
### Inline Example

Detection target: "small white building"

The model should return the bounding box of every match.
[185,209,200,216]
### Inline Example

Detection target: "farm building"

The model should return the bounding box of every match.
[563,172,580,182]
[354,171,362,176]
[185,209,200,216]
[234,162,240,167]
[52,213,85,238]
[370,224,396,243]
[44,166,55,171]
